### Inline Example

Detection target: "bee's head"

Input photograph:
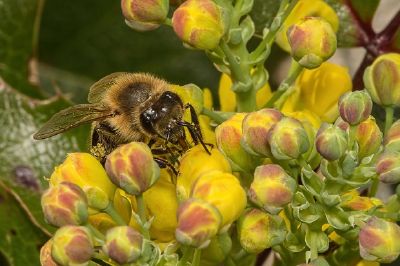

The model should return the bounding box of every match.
[140,91,185,143]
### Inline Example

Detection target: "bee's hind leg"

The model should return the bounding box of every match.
[153,157,179,183]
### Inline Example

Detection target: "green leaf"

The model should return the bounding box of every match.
[0,0,44,98]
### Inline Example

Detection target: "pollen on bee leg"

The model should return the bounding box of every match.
[90,143,106,161]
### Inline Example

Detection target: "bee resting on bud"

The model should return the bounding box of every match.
[41,182,88,227]
[315,123,347,161]
[287,17,337,69]
[105,142,160,195]
[338,91,372,126]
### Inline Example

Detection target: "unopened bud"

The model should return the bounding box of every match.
[40,240,57,266]
[268,117,310,160]
[52,226,94,266]
[172,0,226,50]
[364,53,400,107]
[175,198,221,248]
[339,91,372,126]
[41,182,88,227]
[376,151,400,184]
[356,117,382,159]
[105,142,160,195]
[287,17,337,69]
[248,164,296,214]
[103,226,143,264]
[384,120,400,152]
[242,109,283,157]
[359,216,400,263]
[315,123,347,161]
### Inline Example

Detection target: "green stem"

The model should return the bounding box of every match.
[368,178,380,197]
[348,125,357,150]
[179,247,193,266]
[103,203,126,226]
[264,61,303,108]
[192,249,202,266]
[235,89,257,112]
[164,17,172,26]
[86,223,105,241]
[201,108,228,124]
[384,106,394,135]
[219,41,247,85]
[136,194,150,239]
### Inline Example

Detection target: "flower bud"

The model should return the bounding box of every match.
[359,216,400,263]
[376,151,400,183]
[287,17,337,69]
[40,240,58,266]
[267,117,310,160]
[121,0,169,31]
[384,120,400,152]
[172,0,225,50]
[356,117,383,159]
[175,198,222,248]
[105,142,160,195]
[238,209,284,253]
[341,191,382,211]
[191,171,247,227]
[103,226,143,264]
[50,153,116,213]
[177,145,231,200]
[52,226,94,266]
[216,113,259,171]
[242,109,283,157]
[248,164,296,214]
[41,182,88,227]
[339,91,372,125]
[364,53,400,107]
[315,123,347,161]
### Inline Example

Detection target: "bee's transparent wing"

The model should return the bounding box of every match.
[88,72,129,103]
[33,104,115,139]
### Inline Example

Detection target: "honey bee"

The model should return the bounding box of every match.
[33,72,210,169]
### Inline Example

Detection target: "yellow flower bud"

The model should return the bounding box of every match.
[339,91,372,126]
[376,151,400,184]
[316,123,347,161]
[177,145,231,200]
[40,240,57,266]
[49,153,116,214]
[364,53,400,107]
[191,171,247,227]
[385,120,400,152]
[172,0,225,50]
[287,17,337,69]
[355,117,383,159]
[276,0,339,52]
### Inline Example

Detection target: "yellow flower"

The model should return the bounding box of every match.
[282,62,352,123]
[356,260,380,266]
[218,73,272,112]
[276,0,339,52]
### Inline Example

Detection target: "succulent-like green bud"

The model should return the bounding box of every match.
[384,120,400,152]
[338,91,372,126]
[121,0,169,31]
[105,142,160,195]
[376,151,400,184]
[102,226,143,264]
[40,239,58,266]
[267,117,310,160]
[248,164,296,214]
[356,117,383,159]
[359,216,400,263]
[52,226,94,266]
[237,208,284,253]
[175,198,222,248]
[41,182,88,227]
[172,0,226,50]
[241,108,283,157]
[364,53,400,107]
[315,123,347,161]
[287,17,337,69]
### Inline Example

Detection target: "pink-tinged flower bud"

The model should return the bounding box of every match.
[267,117,310,160]
[52,226,94,266]
[384,120,400,152]
[242,109,283,157]
[341,191,382,211]
[191,171,247,227]
[103,226,143,264]
[339,91,372,125]
[41,182,88,227]
[287,17,337,69]
[334,116,350,132]
[356,117,383,159]
[121,0,169,31]
[216,113,259,171]
[359,216,400,263]
[40,240,58,266]
[175,198,222,248]
[376,151,400,183]
[172,0,226,50]
[315,123,347,161]
[238,208,283,253]
[249,164,296,214]
[364,53,400,107]
[105,142,160,195]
